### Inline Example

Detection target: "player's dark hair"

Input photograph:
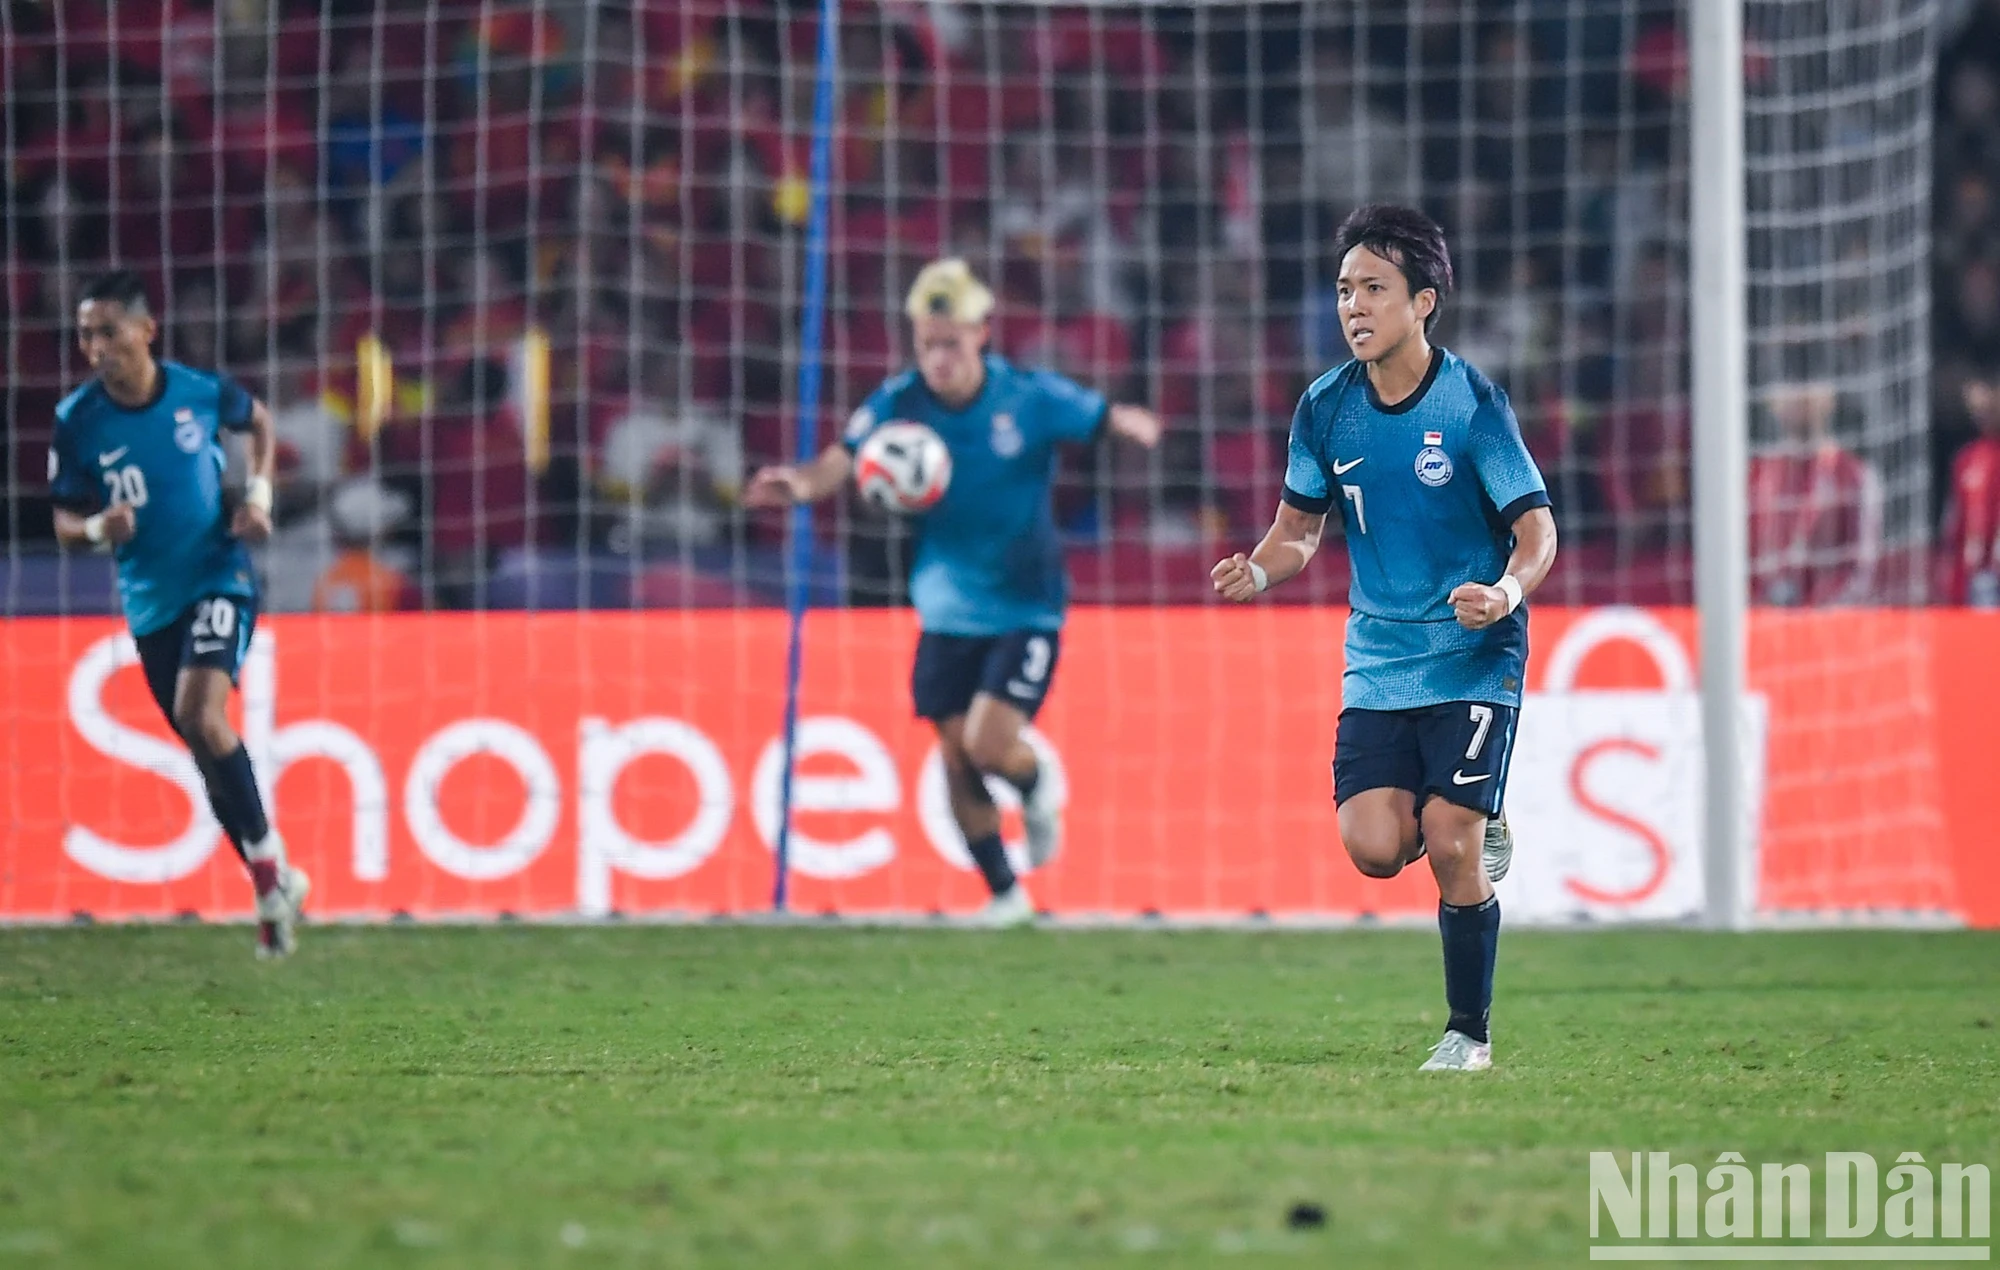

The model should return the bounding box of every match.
[1331,204,1453,331]
[80,269,152,316]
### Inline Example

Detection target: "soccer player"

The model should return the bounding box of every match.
[746,259,1162,925]
[1210,207,1558,1070]
[48,270,310,958]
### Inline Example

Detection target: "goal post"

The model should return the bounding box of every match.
[1689,0,1752,930]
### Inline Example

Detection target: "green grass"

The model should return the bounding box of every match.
[1,926,1995,1269]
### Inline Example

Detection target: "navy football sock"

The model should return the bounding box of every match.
[206,743,272,849]
[208,787,249,862]
[965,831,1017,897]
[190,755,249,863]
[1438,894,1501,1044]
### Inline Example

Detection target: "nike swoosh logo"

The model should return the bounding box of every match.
[99,447,129,466]
[1331,457,1364,475]
[1451,770,1493,785]
[192,641,228,655]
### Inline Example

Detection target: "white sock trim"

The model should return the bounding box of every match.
[243,831,286,865]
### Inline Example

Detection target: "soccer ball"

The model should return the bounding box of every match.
[854,422,952,514]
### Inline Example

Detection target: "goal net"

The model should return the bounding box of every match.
[0,0,1961,923]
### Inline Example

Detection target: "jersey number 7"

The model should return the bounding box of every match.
[1343,485,1366,535]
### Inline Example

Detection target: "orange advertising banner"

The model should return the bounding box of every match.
[1,608,1993,926]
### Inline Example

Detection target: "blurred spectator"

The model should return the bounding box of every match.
[1939,372,2000,607]
[591,353,740,552]
[213,83,318,198]
[406,357,532,605]
[269,362,352,504]
[995,229,1135,399]
[1749,384,1883,607]
[1942,258,2000,368]
[993,139,1134,323]
[1938,172,1994,283]
[324,39,427,233]
[1933,10,2000,523]
[166,276,223,370]
[1598,344,1687,546]
[1297,41,1417,217]
[313,480,419,614]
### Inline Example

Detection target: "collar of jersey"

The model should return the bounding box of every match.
[98,360,173,414]
[1364,345,1445,416]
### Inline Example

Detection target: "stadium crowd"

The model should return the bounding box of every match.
[0,0,1988,609]
[1934,0,2000,605]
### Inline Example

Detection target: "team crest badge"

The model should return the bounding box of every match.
[174,408,203,454]
[1415,445,1453,487]
[990,412,1022,458]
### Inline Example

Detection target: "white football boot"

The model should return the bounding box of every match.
[1482,810,1514,884]
[1418,1029,1493,1072]
[1021,769,1063,870]
[255,865,311,960]
[974,883,1036,929]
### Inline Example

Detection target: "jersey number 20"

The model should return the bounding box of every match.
[102,465,149,509]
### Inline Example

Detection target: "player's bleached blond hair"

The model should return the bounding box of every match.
[904,258,994,325]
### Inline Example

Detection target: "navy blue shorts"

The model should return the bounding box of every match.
[1333,701,1519,816]
[134,594,258,722]
[911,629,1061,722]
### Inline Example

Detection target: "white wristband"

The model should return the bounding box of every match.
[82,513,107,546]
[1248,560,1269,594]
[245,476,274,513]
[1495,573,1524,614]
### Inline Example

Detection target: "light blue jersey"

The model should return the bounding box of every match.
[49,361,259,637]
[845,354,1106,636]
[1283,348,1550,711]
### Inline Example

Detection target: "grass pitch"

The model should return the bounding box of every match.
[1,924,1995,1268]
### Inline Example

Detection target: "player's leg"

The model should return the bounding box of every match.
[1417,793,1496,1071]
[1484,711,1521,883]
[1332,709,1425,877]
[962,630,1062,867]
[914,634,1029,922]
[936,716,1033,926]
[169,597,309,958]
[1336,788,1420,877]
[1414,702,1517,1072]
[960,696,1037,788]
[135,615,247,864]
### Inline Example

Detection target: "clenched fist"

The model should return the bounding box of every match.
[1211,553,1262,603]
[231,502,273,545]
[98,503,137,546]
[1449,581,1510,629]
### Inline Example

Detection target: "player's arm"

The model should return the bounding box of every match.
[1030,369,1161,450]
[1449,506,1556,629]
[221,375,276,544]
[1212,501,1326,601]
[744,443,855,508]
[1213,390,1328,601]
[1104,403,1162,448]
[53,503,135,550]
[48,432,133,551]
[1450,394,1557,630]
